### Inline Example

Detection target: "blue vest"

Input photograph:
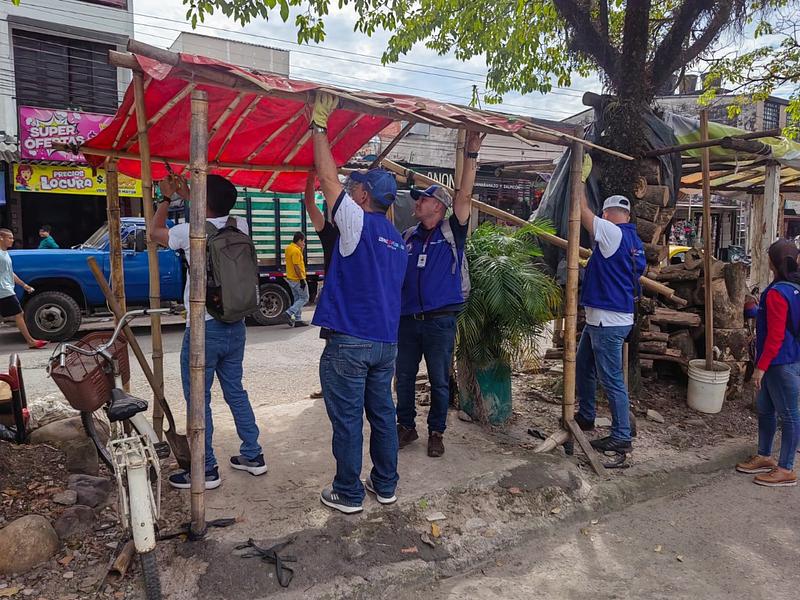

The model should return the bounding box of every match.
[312,212,407,343]
[580,223,645,313]
[401,220,464,315]
[755,281,800,366]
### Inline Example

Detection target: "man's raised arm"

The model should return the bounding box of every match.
[310,93,343,209]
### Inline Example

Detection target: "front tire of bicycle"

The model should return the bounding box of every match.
[80,411,114,471]
[140,550,162,600]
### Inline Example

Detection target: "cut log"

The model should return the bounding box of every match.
[635,218,665,244]
[640,340,668,354]
[640,359,654,370]
[651,307,702,327]
[639,297,657,315]
[641,185,670,208]
[544,348,564,360]
[641,160,662,186]
[683,248,704,271]
[640,331,669,342]
[714,328,750,362]
[636,198,661,221]
[668,330,698,360]
[649,264,701,282]
[639,352,688,367]
[664,348,683,357]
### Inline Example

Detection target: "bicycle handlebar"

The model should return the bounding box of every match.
[50,308,173,366]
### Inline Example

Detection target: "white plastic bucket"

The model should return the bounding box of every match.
[687,359,731,414]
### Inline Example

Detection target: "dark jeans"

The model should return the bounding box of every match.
[396,315,457,434]
[180,319,262,471]
[757,362,800,470]
[319,333,399,504]
[576,324,633,442]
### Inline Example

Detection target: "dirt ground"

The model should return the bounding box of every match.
[0,441,190,600]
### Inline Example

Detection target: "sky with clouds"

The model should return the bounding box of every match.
[129,0,795,123]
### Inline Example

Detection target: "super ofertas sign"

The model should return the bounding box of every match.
[18,106,113,162]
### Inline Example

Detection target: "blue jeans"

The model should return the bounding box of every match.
[576,324,632,442]
[319,333,399,504]
[180,319,262,471]
[396,315,457,434]
[286,280,309,320]
[757,362,800,470]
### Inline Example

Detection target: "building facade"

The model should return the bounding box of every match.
[0,0,134,248]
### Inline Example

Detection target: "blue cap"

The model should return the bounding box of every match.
[348,169,397,206]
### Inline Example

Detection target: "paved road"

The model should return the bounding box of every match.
[405,471,800,600]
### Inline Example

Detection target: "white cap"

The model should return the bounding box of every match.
[602,195,631,212]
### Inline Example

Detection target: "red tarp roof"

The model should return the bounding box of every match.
[84,45,575,193]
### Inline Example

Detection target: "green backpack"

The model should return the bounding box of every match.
[205,217,260,323]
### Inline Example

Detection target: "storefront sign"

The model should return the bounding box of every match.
[13,164,142,197]
[18,106,113,162]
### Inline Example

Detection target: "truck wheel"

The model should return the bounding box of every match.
[250,283,291,326]
[24,291,82,341]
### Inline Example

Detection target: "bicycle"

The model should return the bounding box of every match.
[48,308,172,600]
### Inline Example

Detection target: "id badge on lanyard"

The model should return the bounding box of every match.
[417,230,434,269]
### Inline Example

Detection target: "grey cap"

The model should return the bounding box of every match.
[602,195,632,212]
[410,184,453,209]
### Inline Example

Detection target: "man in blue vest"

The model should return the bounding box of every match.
[575,190,646,454]
[396,132,483,458]
[309,92,408,514]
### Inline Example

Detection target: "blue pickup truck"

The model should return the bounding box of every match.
[10,190,327,341]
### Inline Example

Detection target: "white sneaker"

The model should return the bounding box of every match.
[364,477,397,504]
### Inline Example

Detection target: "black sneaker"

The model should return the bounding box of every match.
[285,313,296,327]
[574,413,595,432]
[294,320,309,327]
[590,436,633,453]
[397,424,419,449]
[168,466,221,490]
[364,477,397,505]
[230,454,268,476]
[320,488,363,514]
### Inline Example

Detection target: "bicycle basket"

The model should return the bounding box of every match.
[50,332,131,412]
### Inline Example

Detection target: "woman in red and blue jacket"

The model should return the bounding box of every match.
[736,239,800,487]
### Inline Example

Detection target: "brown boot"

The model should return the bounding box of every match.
[736,455,777,474]
[397,425,419,449]
[428,432,445,457]
[754,468,797,487]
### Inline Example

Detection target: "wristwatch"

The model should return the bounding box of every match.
[310,124,327,134]
[466,152,479,159]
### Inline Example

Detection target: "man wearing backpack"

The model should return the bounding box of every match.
[396,131,483,458]
[153,174,267,490]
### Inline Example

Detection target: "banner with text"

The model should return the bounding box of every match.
[13,164,142,197]
[19,106,114,162]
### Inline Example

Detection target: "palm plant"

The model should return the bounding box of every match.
[456,221,561,424]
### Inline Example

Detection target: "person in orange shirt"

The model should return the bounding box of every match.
[284,232,309,327]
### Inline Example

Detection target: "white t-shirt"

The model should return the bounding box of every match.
[168,216,249,323]
[333,192,364,257]
[584,216,633,327]
[0,250,15,299]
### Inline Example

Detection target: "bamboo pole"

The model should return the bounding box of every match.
[52,143,310,173]
[644,128,782,158]
[188,89,209,538]
[134,73,165,441]
[561,142,583,426]
[214,96,262,162]
[261,129,313,191]
[104,160,130,392]
[700,110,714,371]
[377,157,687,306]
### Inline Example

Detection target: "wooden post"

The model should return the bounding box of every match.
[562,142,583,425]
[105,160,129,392]
[188,89,209,538]
[751,163,782,291]
[700,111,715,371]
[133,73,165,441]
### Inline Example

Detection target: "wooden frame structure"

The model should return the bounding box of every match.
[76,38,649,532]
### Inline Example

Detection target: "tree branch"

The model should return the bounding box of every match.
[649,0,724,88]
[553,0,620,80]
[618,0,653,100]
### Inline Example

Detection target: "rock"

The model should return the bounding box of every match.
[29,416,108,449]
[457,410,473,423]
[0,515,60,575]
[54,506,95,541]
[425,511,447,522]
[63,438,99,476]
[595,417,612,427]
[52,490,78,506]
[646,409,666,424]
[67,475,111,508]
[62,571,74,580]
[26,394,78,429]
[464,517,487,531]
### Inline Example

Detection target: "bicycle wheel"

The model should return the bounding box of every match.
[139,550,162,600]
[80,411,114,471]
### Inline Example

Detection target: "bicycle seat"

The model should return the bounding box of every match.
[108,388,149,422]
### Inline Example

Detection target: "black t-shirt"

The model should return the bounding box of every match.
[317,220,339,273]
